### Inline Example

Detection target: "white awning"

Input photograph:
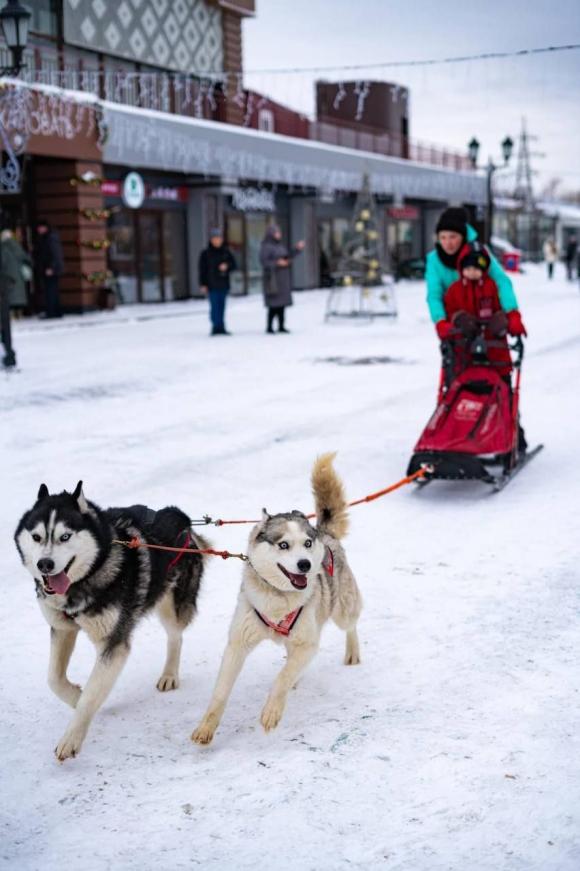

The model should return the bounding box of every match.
[103,102,486,204]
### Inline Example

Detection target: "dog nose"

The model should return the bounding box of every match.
[37,558,55,574]
[297,559,311,573]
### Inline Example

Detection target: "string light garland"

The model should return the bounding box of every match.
[238,42,580,75]
[77,238,111,250]
[82,269,113,284]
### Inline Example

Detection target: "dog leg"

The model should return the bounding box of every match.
[48,627,82,708]
[261,642,318,733]
[191,637,256,745]
[55,643,129,762]
[156,592,184,692]
[344,627,361,666]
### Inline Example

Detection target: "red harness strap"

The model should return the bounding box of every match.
[166,530,192,572]
[254,606,303,636]
[322,546,334,577]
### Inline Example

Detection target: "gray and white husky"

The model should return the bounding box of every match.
[192,453,362,745]
[14,482,207,761]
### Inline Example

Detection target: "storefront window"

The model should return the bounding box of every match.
[163,212,188,300]
[140,212,162,302]
[246,214,269,294]
[107,206,188,303]
[108,211,138,304]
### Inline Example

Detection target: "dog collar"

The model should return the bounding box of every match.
[254,606,303,637]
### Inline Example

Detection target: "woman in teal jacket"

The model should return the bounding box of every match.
[426,207,521,329]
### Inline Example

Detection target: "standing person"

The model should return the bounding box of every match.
[35,219,64,318]
[565,235,578,281]
[542,237,558,280]
[426,207,520,328]
[2,228,32,317]
[198,228,237,336]
[0,226,31,369]
[259,224,305,334]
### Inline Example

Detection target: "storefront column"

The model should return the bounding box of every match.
[290,197,317,289]
[186,188,224,297]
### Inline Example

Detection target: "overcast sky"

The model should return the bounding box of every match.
[243,0,580,193]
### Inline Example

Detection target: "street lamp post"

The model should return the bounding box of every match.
[0,0,31,370]
[468,136,514,246]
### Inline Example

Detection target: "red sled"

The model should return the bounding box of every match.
[407,333,543,490]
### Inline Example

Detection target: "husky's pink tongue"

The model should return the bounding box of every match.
[47,572,71,595]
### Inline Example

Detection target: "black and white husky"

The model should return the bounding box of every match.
[192,453,362,745]
[14,482,207,761]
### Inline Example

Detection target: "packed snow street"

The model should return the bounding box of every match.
[2,266,579,871]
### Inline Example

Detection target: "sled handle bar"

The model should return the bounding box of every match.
[440,335,524,368]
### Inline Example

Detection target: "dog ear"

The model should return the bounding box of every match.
[72,480,89,513]
[261,508,270,522]
[37,483,49,501]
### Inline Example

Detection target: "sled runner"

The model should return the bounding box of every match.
[407,326,543,490]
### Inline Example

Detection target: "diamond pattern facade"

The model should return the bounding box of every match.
[64,0,223,74]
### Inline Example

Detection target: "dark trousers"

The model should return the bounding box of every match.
[44,275,62,318]
[1,289,16,367]
[267,306,286,331]
[208,288,228,333]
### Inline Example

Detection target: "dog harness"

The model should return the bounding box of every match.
[253,547,334,636]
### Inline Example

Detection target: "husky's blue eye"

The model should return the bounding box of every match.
[278,541,289,550]
[304,539,312,548]
[60,533,72,542]
[32,533,42,543]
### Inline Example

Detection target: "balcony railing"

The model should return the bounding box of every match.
[13,44,474,172]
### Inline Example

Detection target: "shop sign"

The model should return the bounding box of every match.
[231,187,275,213]
[102,180,121,196]
[387,206,419,221]
[148,185,188,203]
[103,179,187,205]
[122,172,146,209]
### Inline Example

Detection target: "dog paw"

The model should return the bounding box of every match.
[191,718,217,745]
[62,682,82,707]
[260,699,284,733]
[55,728,85,762]
[157,674,179,692]
[344,652,361,666]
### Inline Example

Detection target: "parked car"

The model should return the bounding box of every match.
[395,257,426,280]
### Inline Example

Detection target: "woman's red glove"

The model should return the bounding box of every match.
[436,320,454,340]
[507,310,527,337]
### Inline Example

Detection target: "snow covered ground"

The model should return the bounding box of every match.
[1,265,579,871]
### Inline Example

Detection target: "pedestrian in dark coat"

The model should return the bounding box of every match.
[565,235,577,281]
[259,224,305,333]
[35,219,64,319]
[198,228,237,335]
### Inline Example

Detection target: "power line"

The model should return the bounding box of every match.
[242,43,580,76]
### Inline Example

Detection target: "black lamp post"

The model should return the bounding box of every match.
[0,0,31,75]
[468,135,513,245]
[0,0,30,370]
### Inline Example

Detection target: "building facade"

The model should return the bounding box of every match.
[2,1,485,312]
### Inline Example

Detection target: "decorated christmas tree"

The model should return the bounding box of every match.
[326,174,396,319]
[334,173,382,288]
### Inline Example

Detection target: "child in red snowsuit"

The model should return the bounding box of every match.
[435,241,527,376]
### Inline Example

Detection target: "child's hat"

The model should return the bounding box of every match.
[459,241,491,272]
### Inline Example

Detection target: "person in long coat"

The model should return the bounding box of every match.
[1,228,32,313]
[35,219,64,318]
[259,224,305,333]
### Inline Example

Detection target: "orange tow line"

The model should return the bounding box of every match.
[112,466,430,561]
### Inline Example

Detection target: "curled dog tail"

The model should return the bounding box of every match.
[312,452,349,540]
